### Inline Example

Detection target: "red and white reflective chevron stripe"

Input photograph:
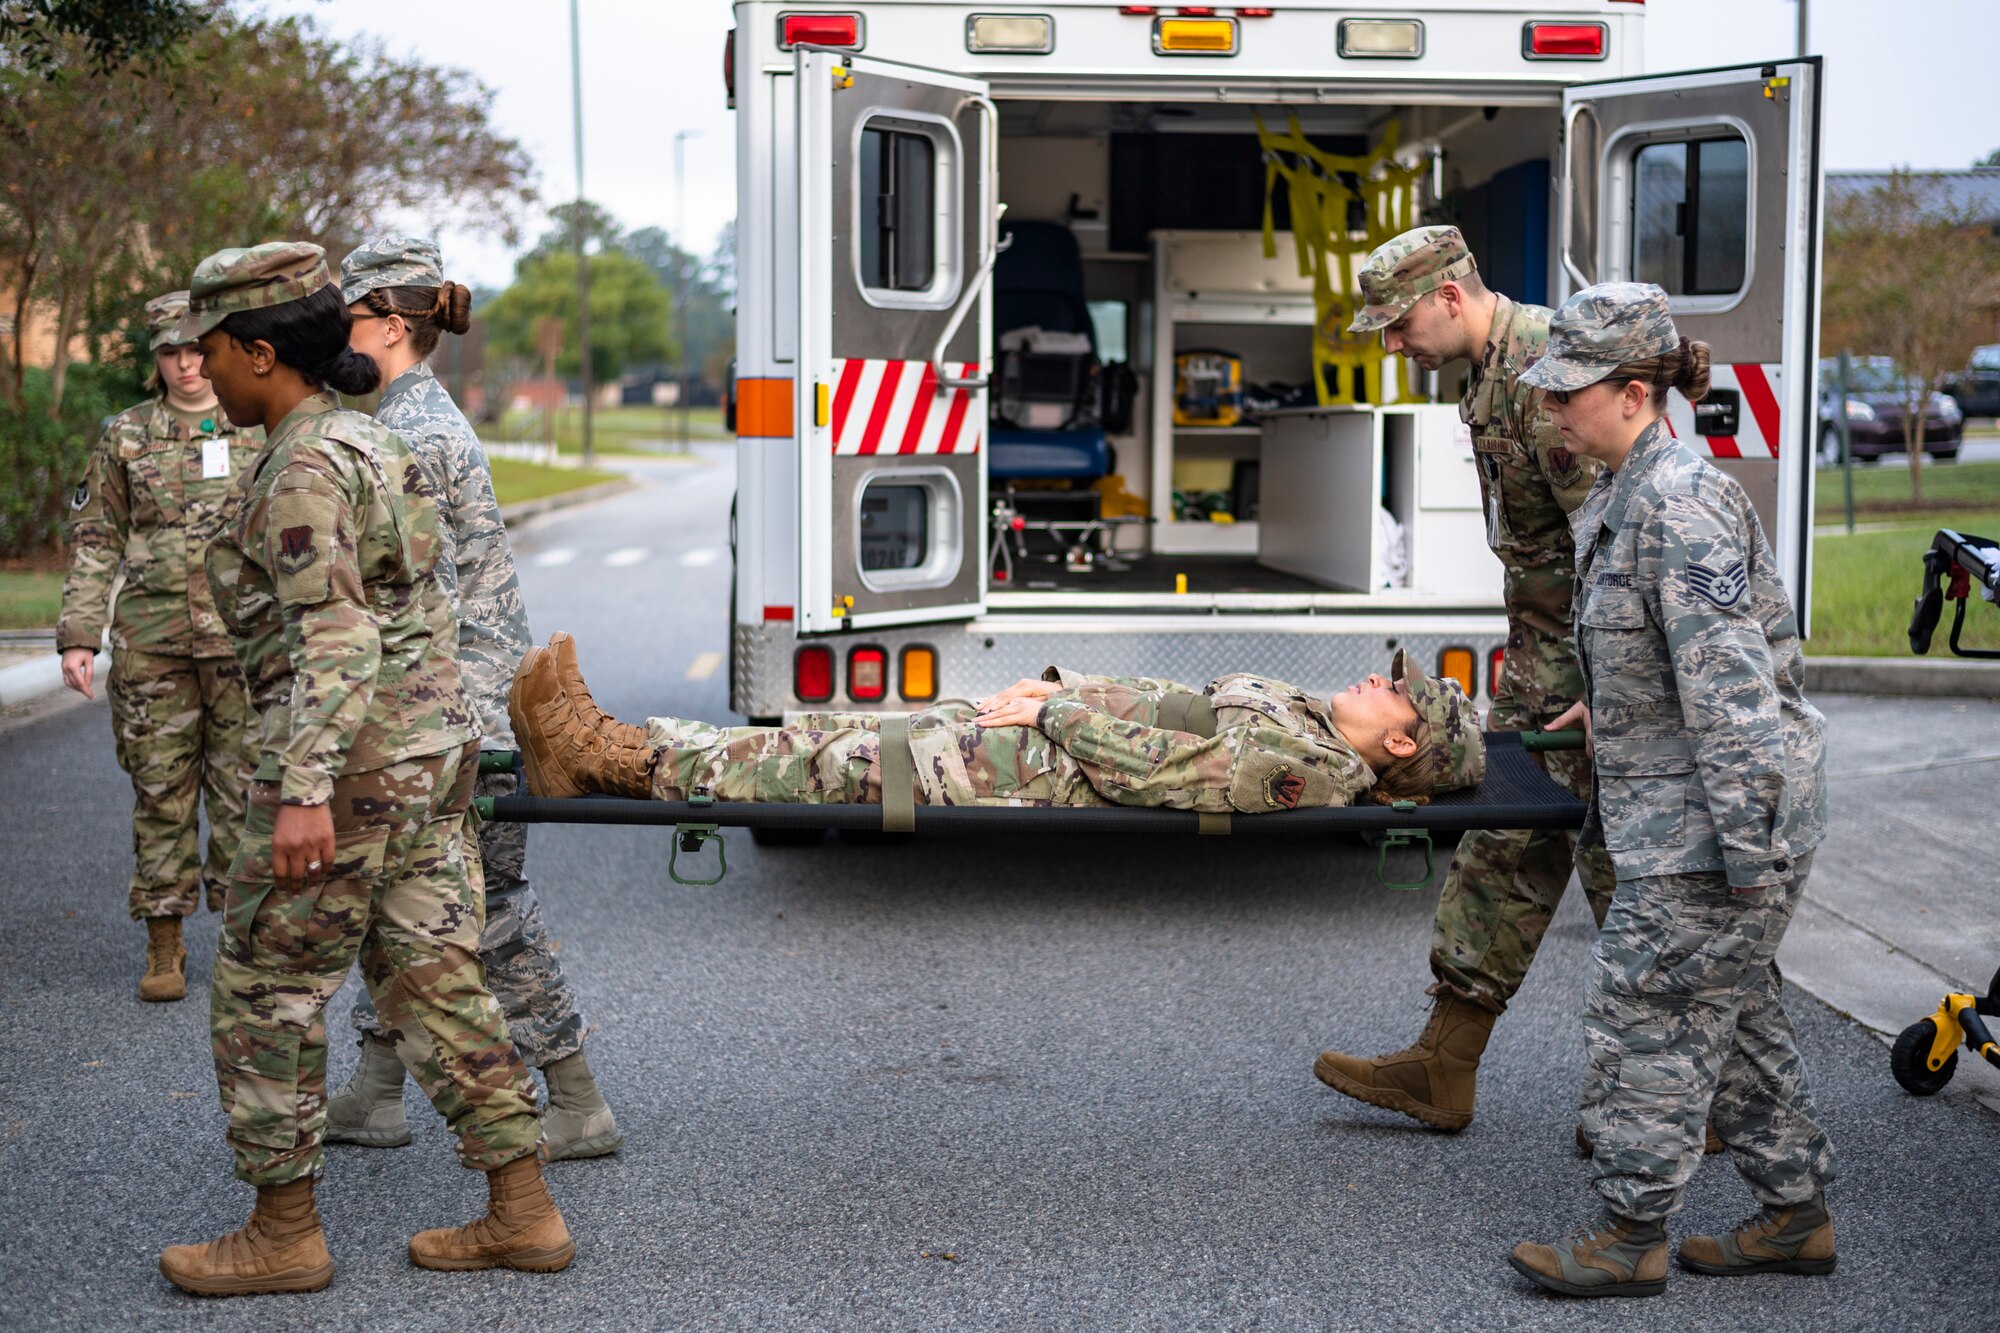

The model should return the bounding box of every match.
[1663,362,1783,459]
[829,358,982,456]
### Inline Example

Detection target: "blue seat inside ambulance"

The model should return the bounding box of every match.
[988,221,1109,482]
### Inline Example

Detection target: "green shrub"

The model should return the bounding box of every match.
[0,364,142,557]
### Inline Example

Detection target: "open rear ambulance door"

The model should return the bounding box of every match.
[794,48,996,634]
[1560,59,1824,628]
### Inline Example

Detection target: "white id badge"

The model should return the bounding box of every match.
[201,438,232,479]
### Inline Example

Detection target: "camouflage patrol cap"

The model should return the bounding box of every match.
[1347,226,1479,334]
[186,241,332,338]
[1518,281,1680,393]
[1391,648,1486,793]
[339,235,444,304]
[144,290,196,350]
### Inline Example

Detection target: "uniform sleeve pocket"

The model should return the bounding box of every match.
[1227,738,1337,813]
[216,1020,305,1150]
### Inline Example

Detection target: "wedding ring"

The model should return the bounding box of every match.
[306,860,323,871]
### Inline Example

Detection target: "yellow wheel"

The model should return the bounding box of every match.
[1891,1019,1957,1096]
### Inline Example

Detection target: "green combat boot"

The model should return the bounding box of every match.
[1678,1194,1836,1276]
[1313,993,1496,1131]
[324,1035,412,1148]
[1510,1213,1670,1298]
[542,1051,623,1161]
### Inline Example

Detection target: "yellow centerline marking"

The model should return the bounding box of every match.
[685,651,724,681]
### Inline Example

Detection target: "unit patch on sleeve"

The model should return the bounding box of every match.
[277,525,318,574]
[1263,766,1307,810]
[1685,558,1749,609]
[69,481,90,511]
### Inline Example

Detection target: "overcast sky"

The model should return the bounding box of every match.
[263,0,1998,289]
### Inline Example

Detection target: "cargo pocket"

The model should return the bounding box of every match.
[1594,735,1695,852]
[908,726,977,806]
[216,1019,305,1150]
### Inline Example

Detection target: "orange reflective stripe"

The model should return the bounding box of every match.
[737,378,794,437]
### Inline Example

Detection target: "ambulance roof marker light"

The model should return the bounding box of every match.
[1237,7,1276,16]
[1154,15,1237,54]
[1118,6,1157,15]
[777,12,863,52]
[1521,21,1607,60]
[1176,6,1216,14]
[967,14,1055,54]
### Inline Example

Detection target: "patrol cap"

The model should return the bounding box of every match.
[1518,281,1680,393]
[339,235,444,304]
[1391,648,1486,793]
[144,290,196,350]
[1347,225,1479,334]
[186,241,332,338]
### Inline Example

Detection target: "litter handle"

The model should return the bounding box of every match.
[1520,729,1588,753]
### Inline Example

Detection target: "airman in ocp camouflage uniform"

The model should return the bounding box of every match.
[159,242,568,1298]
[508,632,1483,814]
[1506,283,1834,1299]
[1314,225,1620,1134]
[326,235,619,1163]
[56,289,264,1001]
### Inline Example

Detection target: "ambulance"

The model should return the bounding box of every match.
[724,1,1823,724]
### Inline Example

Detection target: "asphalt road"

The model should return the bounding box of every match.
[3,447,1995,1330]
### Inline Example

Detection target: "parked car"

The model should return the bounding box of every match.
[1943,344,2000,419]
[1816,357,1962,465]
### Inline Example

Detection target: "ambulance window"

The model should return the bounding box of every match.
[858,483,930,572]
[859,125,937,293]
[1631,135,1748,297]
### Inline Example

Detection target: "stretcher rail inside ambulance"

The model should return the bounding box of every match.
[476,730,1588,838]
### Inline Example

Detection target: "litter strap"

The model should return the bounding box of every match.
[878,715,915,834]
[487,732,1586,837]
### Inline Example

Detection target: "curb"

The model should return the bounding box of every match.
[1804,654,2000,699]
[498,476,639,527]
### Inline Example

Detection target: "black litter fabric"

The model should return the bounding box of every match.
[486,732,1587,838]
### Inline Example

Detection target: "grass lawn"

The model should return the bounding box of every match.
[1814,458,2000,519]
[489,457,625,508]
[494,404,726,455]
[0,569,63,631]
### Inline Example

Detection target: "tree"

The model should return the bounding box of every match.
[483,249,672,387]
[624,221,736,392]
[0,9,537,416]
[0,0,208,77]
[1978,148,2000,168]
[1821,169,2000,502]
[519,201,624,264]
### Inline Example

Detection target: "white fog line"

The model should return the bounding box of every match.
[679,547,721,568]
[532,547,577,568]
[685,651,724,681]
[604,547,650,568]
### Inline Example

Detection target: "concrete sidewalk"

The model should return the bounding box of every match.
[1779,692,2000,1116]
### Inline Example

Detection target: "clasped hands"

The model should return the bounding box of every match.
[973,677,1061,729]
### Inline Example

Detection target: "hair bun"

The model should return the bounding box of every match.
[1674,336,1712,404]
[440,281,471,336]
[319,346,382,397]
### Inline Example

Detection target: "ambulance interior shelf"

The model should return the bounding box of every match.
[477,731,1588,890]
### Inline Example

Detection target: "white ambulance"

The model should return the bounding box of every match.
[725,1,1822,722]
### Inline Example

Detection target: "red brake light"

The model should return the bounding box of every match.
[794,645,836,703]
[1488,646,1507,698]
[1523,22,1606,59]
[779,13,862,50]
[847,646,888,703]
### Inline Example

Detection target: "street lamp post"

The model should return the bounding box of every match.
[1794,0,1809,56]
[570,0,594,467]
[674,128,701,454]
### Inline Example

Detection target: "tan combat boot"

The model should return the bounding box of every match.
[1678,1194,1835,1276]
[1313,992,1495,1131]
[139,916,187,1002]
[324,1035,413,1148]
[1510,1213,1670,1298]
[548,630,649,750]
[542,1050,623,1162]
[509,644,655,800]
[158,1177,334,1296]
[407,1154,575,1272]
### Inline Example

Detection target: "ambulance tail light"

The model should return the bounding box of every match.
[967,14,1054,53]
[778,12,863,51]
[1522,22,1606,60]
[847,646,888,703]
[1488,647,1507,699]
[1437,647,1476,698]
[1154,16,1236,54]
[899,646,938,702]
[1339,19,1424,59]
[794,645,836,703]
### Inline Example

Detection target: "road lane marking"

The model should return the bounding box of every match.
[685,651,724,681]
[533,547,577,568]
[604,547,650,568]
[680,547,720,568]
